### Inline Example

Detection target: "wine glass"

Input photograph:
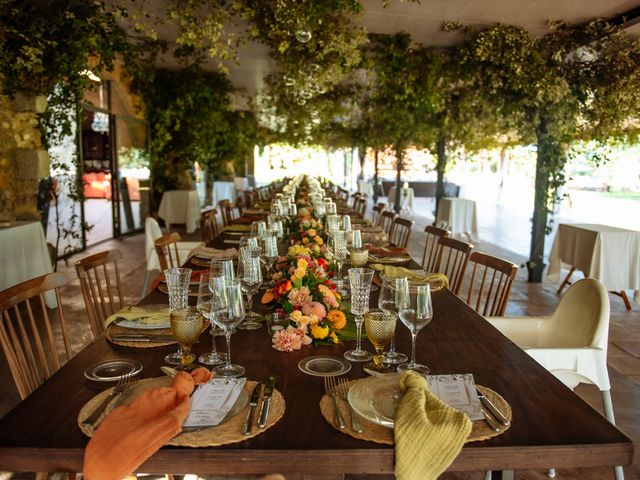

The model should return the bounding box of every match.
[332,231,348,293]
[163,267,192,365]
[251,221,267,237]
[209,259,234,281]
[261,233,279,277]
[212,280,246,377]
[237,251,263,330]
[196,273,228,366]
[344,268,374,362]
[397,283,433,375]
[170,306,203,371]
[378,275,409,365]
[363,310,397,375]
[239,235,259,251]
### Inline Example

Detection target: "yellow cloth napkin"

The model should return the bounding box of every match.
[370,265,449,290]
[394,371,472,480]
[104,306,170,329]
[187,245,238,260]
[221,224,252,232]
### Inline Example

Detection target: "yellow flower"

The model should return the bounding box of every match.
[295,267,306,278]
[329,331,340,344]
[290,310,303,321]
[326,310,347,330]
[314,236,323,245]
[311,323,329,340]
[302,237,309,244]
[308,228,316,237]
[297,258,308,269]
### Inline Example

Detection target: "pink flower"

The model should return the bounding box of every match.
[272,326,312,352]
[288,286,313,306]
[302,301,327,320]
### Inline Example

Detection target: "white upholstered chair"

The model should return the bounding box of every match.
[487,277,623,480]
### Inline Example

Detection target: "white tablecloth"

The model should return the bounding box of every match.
[387,186,415,212]
[547,224,640,297]
[234,177,249,192]
[435,197,478,239]
[213,181,236,204]
[0,221,55,307]
[357,179,373,196]
[157,190,200,233]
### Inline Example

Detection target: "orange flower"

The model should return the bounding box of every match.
[276,280,292,296]
[326,310,347,330]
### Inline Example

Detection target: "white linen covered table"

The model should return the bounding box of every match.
[547,223,640,307]
[213,181,236,204]
[387,186,414,212]
[157,190,200,233]
[435,197,478,239]
[0,221,55,307]
[357,179,373,196]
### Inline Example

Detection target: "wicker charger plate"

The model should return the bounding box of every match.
[78,379,285,447]
[319,382,511,445]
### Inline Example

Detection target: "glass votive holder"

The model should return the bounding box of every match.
[350,248,369,267]
[266,311,289,336]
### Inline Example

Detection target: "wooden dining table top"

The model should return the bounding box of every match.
[0,224,633,476]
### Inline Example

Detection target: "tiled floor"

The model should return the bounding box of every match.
[0,196,638,480]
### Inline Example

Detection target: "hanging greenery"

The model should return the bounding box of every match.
[455,21,640,281]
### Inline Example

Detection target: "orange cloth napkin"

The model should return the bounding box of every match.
[83,368,213,480]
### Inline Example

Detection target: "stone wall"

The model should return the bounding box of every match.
[0,89,49,222]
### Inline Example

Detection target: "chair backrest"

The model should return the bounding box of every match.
[462,252,518,316]
[434,236,473,294]
[337,187,349,201]
[235,196,244,216]
[547,278,610,350]
[422,225,450,272]
[351,192,361,209]
[0,273,72,400]
[380,211,397,235]
[154,232,182,271]
[371,203,385,225]
[389,217,414,248]
[218,200,233,226]
[75,249,124,339]
[200,207,218,244]
[355,197,367,218]
[244,190,255,208]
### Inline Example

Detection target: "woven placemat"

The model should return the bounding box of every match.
[78,379,285,447]
[319,382,511,445]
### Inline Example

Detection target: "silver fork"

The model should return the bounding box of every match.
[336,377,363,433]
[83,372,137,427]
[324,375,345,429]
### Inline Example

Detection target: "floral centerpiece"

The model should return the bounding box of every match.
[262,193,356,352]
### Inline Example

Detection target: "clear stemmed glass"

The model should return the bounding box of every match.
[250,221,267,238]
[237,250,263,330]
[212,280,246,377]
[378,275,409,365]
[196,273,228,366]
[239,235,260,251]
[344,268,375,362]
[209,259,234,281]
[363,309,397,375]
[170,306,203,371]
[163,267,192,365]
[261,233,279,277]
[332,233,348,294]
[397,283,433,375]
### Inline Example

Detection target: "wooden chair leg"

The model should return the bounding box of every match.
[556,266,576,295]
[610,290,632,310]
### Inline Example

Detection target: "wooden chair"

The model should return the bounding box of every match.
[389,217,414,248]
[244,190,255,209]
[371,203,386,226]
[235,196,245,216]
[337,187,349,202]
[461,252,518,316]
[380,210,397,235]
[0,273,72,400]
[200,207,219,244]
[218,200,234,226]
[433,236,473,295]
[422,226,450,272]
[351,192,361,210]
[154,232,183,271]
[355,197,367,218]
[75,249,125,339]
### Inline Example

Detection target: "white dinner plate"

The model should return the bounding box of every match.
[298,355,352,377]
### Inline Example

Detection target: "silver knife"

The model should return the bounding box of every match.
[112,334,176,343]
[242,382,262,435]
[477,388,510,426]
[257,374,277,428]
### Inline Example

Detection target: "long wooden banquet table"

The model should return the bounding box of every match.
[0,211,633,478]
